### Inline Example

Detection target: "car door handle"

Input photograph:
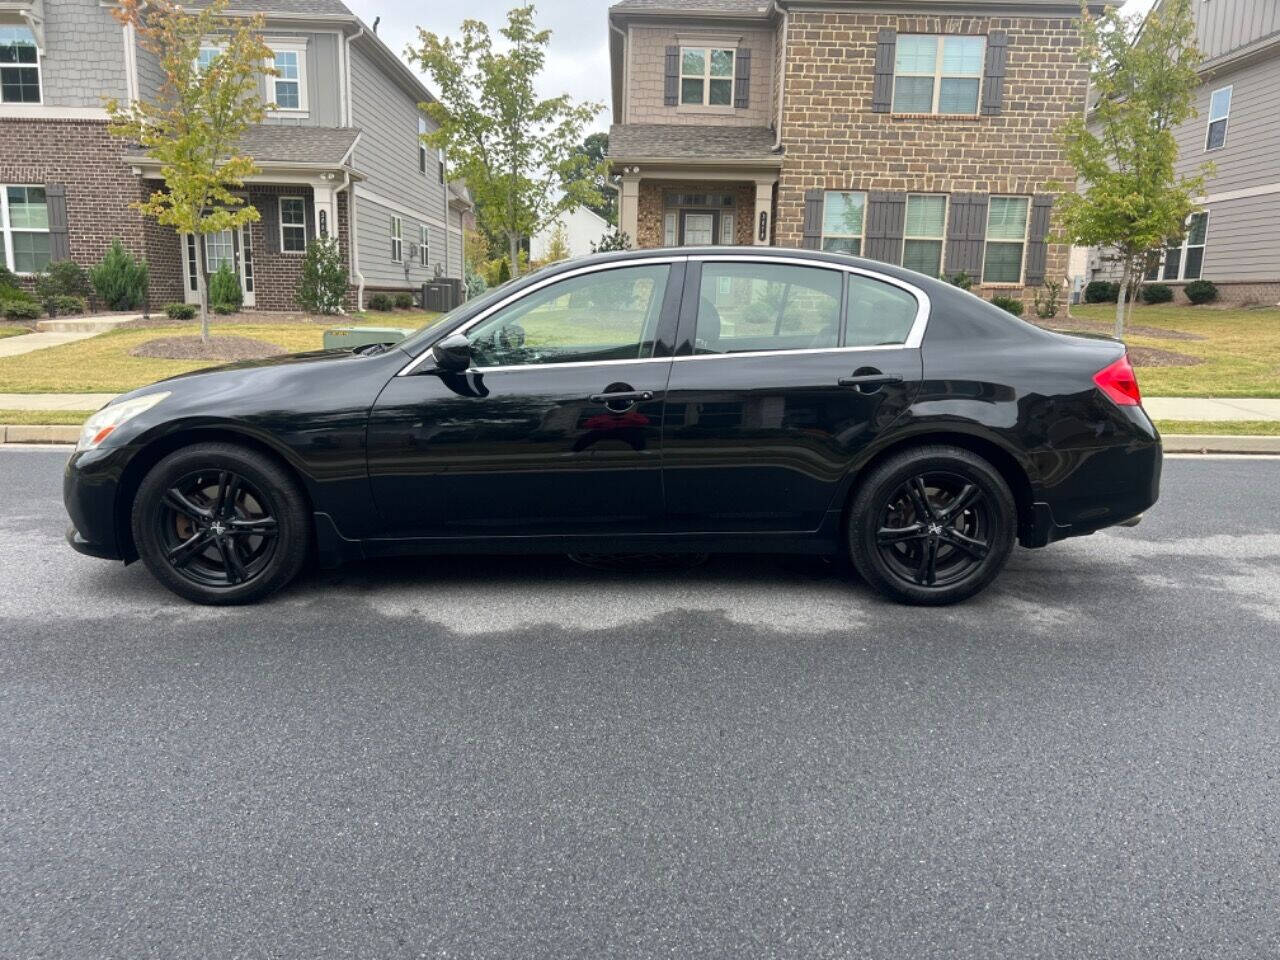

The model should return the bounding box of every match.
[838,374,902,387]
[590,390,654,404]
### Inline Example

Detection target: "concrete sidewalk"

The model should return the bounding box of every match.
[0,331,97,358]
[0,393,116,410]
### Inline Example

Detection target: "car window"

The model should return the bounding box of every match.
[695,262,842,355]
[466,264,670,368]
[844,274,919,346]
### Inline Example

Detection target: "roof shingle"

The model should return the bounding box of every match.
[608,123,779,161]
[199,0,354,15]
[126,125,361,166]
[610,0,770,15]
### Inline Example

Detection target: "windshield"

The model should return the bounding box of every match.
[398,277,524,353]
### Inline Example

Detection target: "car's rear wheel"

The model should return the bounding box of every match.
[131,442,310,605]
[848,445,1016,605]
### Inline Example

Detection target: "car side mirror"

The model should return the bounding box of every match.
[430,333,472,373]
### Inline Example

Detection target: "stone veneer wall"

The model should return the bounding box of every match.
[636,180,758,249]
[775,13,1089,300]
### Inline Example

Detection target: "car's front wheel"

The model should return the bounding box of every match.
[848,445,1016,605]
[131,442,311,605]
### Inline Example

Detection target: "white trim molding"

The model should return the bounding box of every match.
[0,105,109,120]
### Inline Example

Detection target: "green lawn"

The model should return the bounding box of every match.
[0,312,441,394]
[1062,304,1280,398]
[1155,419,1280,436]
[0,409,96,425]
[0,325,30,339]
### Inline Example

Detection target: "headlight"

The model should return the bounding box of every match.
[77,392,170,451]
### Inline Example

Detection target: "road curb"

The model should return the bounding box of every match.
[1,425,80,444]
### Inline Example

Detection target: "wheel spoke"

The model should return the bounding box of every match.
[907,476,936,521]
[940,483,980,520]
[941,528,989,560]
[877,523,926,545]
[166,531,209,568]
[227,516,277,538]
[164,488,211,522]
[216,537,248,585]
[915,537,939,585]
[221,474,243,519]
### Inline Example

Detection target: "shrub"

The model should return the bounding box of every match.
[35,260,92,312]
[1033,278,1062,320]
[90,240,149,310]
[1084,280,1119,303]
[1184,279,1218,304]
[991,294,1025,316]
[0,263,18,294]
[497,258,511,285]
[394,292,414,309]
[295,236,348,314]
[944,270,974,291]
[464,263,487,300]
[212,302,237,315]
[591,228,632,253]
[1141,283,1173,304]
[369,292,394,311]
[207,263,243,312]
[48,294,87,316]
[2,299,41,321]
[165,302,197,320]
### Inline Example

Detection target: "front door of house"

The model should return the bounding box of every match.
[679,210,719,246]
[181,228,255,308]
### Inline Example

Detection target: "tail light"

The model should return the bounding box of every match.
[1093,354,1142,407]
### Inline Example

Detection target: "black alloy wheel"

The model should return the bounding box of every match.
[848,445,1016,605]
[132,442,310,605]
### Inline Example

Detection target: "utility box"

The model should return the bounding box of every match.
[323,326,412,350]
[421,279,461,313]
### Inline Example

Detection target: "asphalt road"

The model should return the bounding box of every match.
[2,448,1278,959]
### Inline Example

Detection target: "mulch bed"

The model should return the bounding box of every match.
[129,334,285,361]
[1127,345,1204,367]
[1048,315,1207,341]
[121,311,338,330]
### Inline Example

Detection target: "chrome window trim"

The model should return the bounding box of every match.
[395,252,930,376]
[396,255,688,375]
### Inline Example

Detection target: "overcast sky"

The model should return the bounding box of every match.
[345,0,1158,135]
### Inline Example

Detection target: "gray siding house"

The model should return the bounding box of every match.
[1082,0,1280,304]
[0,0,469,310]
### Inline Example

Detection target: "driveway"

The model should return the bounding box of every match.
[2,448,1278,958]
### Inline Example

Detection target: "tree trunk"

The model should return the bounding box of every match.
[1114,258,1130,340]
[508,233,521,280]
[196,235,211,345]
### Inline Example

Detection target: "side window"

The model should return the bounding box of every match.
[695,262,842,355]
[466,264,670,368]
[845,274,919,347]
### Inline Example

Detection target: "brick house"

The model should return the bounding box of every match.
[607,0,1101,302]
[0,0,470,311]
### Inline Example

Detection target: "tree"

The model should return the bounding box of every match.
[108,0,274,342]
[577,132,617,225]
[543,221,571,263]
[408,5,605,279]
[591,228,631,253]
[296,236,349,314]
[1056,0,1206,338]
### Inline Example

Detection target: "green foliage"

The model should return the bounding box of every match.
[991,295,1025,316]
[1141,283,1174,304]
[464,263,488,299]
[295,236,348,314]
[591,229,632,254]
[943,271,973,291]
[165,302,197,319]
[497,258,511,285]
[394,292,414,309]
[575,132,617,225]
[35,261,92,313]
[47,294,87,316]
[1055,0,1205,336]
[1084,280,1119,303]
[369,293,394,311]
[90,240,149,310]
[212,302,236,315]
[543,221,571,263]
[1033,278,1062,319]
[208,263,243,311]
[407,5,605,278]
[0,264,18,295]
[1184,279,1218,304]
[2,300,42,321]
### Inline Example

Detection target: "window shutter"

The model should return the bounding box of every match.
[944,193,988,280]
[802,189,824,249]
[664,46,679,106]
[981,31,1008,116]
[863,191,906,264]
[262,197,280,254]
[45,183,71,262]
[872,29,896,114]
[1023,194,1053,285]
[734,48,751,109]
[304,197,316,242]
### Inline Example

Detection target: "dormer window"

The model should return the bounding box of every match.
[680,47,733,106]
[268,41,308,113]
[0,25,41,104]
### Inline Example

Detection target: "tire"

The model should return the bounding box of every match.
[131,442,311,605]
[847,445,1016,606]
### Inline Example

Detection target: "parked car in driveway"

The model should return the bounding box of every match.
[64,247,1162,606]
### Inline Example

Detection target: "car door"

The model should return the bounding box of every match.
[661,256,925,533]
[365,259,683,540]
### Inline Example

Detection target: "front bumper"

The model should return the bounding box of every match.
[66,523,122,560]
[63,447,131,563]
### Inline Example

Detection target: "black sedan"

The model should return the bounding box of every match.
[65,247,1161,606]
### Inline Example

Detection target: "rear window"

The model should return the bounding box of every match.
[695,262,843,355]
[844,274,919,346]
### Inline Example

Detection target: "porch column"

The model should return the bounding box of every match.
[753,177,777,246]
[313,174,341,241]
[618,167,641,245]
